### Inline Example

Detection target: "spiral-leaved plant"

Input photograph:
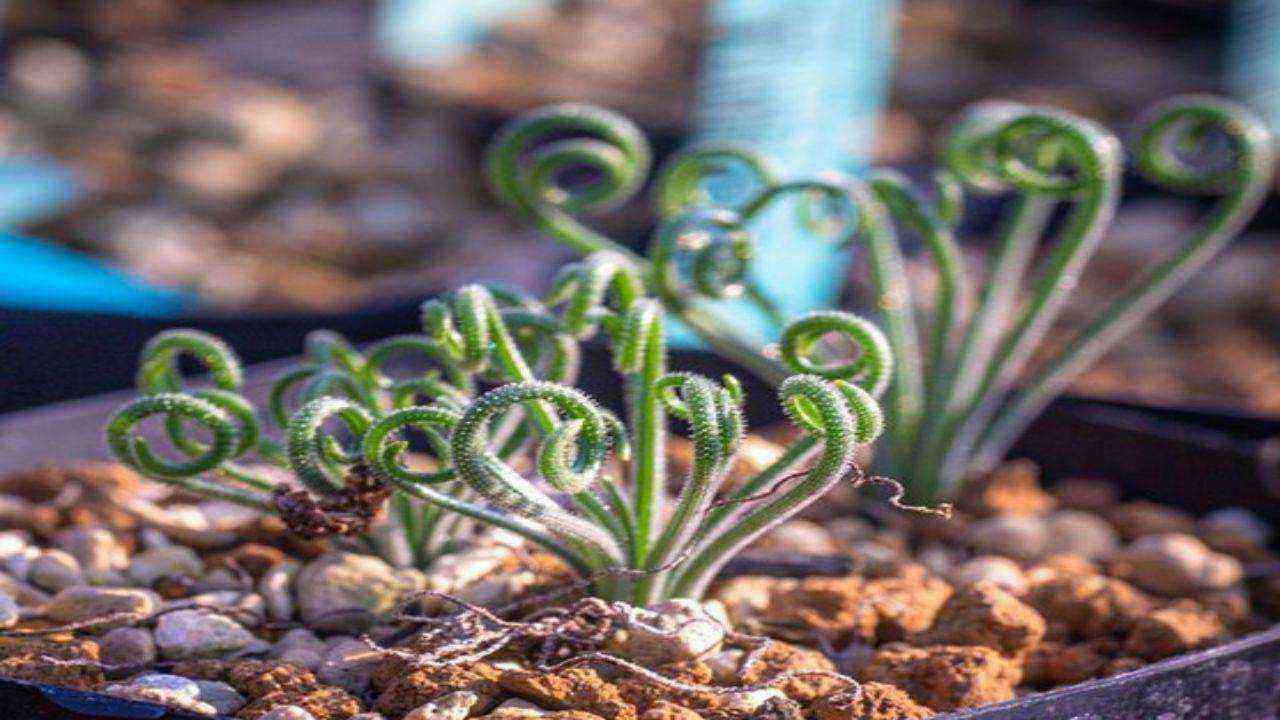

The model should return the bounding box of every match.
[107,261,889,603]
[486,97,1274,503]
[107,94,1271,602]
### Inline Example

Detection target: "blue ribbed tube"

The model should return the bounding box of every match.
[685,0,899,345]
[1229,0,1280,134]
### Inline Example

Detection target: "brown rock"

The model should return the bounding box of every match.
[1196,588,1256,635]
[227,661,321,698]
[808,682,933,719]
[1027,554,1097,581]
[1022,640,1115,688]
[758,576,877,644]
[735,641,841,704]
[169,659,234,682]
[498,667,636,720]
[863,576,953,643]
[1107,502,1195,542]
[375,662,501,719]
[615,661,723,716]
[239,687,362,720]
[1124,601,1225,661]
[920,581,1045,657]
[860,645,1020,712]
[1025,574,1152,641]
[956,460,1055,518]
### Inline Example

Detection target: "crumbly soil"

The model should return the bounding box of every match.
[0,450,1273,720]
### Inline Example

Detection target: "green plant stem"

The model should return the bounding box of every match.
[911,195,1056,500]
[626,315,667,569]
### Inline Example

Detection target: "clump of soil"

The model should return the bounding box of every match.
[0,451,1273,720]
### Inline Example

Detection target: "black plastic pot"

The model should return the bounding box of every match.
[0,351,1277,718]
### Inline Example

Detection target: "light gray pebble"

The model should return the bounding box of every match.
[0,531,28,559]
[154,609,257,660]
[2,546,39,580]
[127,674,200,699]
[103,673,220,715]
[293,553,424,633]
[54,527,129,581]
[28,549,83,591]
[192,679,246,714]
[260,560,298,622]
[42,586,159,627]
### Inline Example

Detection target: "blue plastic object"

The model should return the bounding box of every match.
[375,0,553,64]
[0,235,192,317]
[0,159,82,229]
[1229,0,1280,136]
[684,0,900,346]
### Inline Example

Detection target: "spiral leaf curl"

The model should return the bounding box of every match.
[362,405,461,486]
[486,103,650,258]
[136,329,243,394]
[108,393,237,480]
[779,311,893,398]
[287,397,374,494]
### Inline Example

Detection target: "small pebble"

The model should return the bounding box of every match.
[1044,511,1120,559]
[128,546,203,587]
[1199,508,1272,552]
[260,560,298,622]
[153,609,257,660]
[0,590,19,628]
[191,679,246,715]
[27,549,84,592]
[294,553,425,633]
[100,627,157,667]
[318,638,382,694]
[1,546,39,581]
[42,586,159,626]
[0,570,50,606]
[403,690,478,720]
[272,628,326,671]
[0,531,28,559]
[1113,533,1244,596]
[953,556,1027,595]
[964,515,1049,560]
[259,706,317,720]
[606,599,728,665]
[104,674,217,716]
[54,527,129,583]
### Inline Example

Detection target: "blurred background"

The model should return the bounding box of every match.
[0,0,1277,415]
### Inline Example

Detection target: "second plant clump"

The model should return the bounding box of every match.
[106,94,1272,607]
[107,278,890,607]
